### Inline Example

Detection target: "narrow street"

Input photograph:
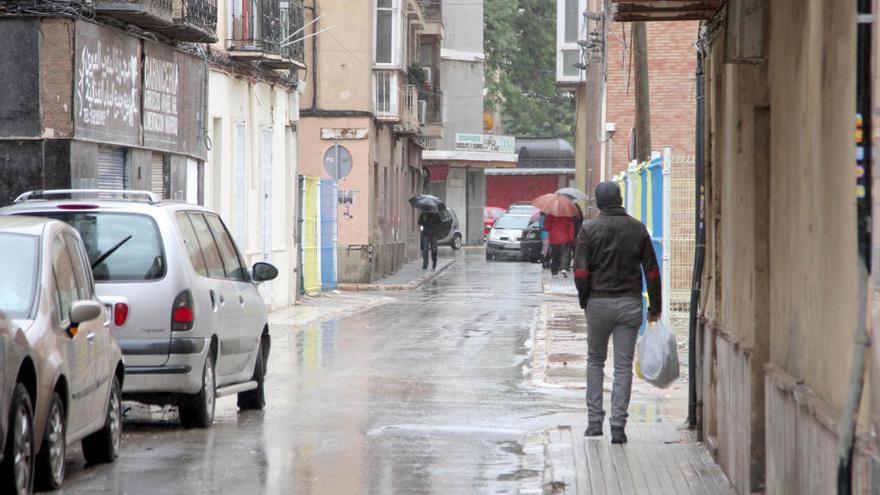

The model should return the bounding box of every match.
[55,251,728,494]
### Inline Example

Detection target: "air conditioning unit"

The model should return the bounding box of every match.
[418,100,428,125]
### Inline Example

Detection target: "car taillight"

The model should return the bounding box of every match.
[113,303,129,327]
[171,290,194,331]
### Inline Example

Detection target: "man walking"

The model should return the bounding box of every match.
[574,182,661,444]
[419,211,440,270]
[543,213,575,277]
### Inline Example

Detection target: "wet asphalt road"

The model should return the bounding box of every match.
[57,251,586,494]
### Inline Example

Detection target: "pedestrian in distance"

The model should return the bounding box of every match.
[544,213,575,277]
[538,212,550,268]
[570,203,584,271]
[574,181,662,444]
[419,211,440,270]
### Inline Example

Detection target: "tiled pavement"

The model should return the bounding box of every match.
[542,269,579,296]
[534,303,732,494]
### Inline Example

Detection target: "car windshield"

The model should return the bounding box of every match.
[30,212,165,282]
[0,233,38,319]
[508,205,537,214]
[493,215,531,230]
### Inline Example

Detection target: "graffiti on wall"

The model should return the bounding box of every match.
[74,22,141,146]
[75,41,139,129]
[339,190,360,219]
[143,55,179,139]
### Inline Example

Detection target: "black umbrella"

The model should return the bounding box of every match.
[409,194,447,213]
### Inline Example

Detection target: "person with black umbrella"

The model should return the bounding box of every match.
[410,194,448,270]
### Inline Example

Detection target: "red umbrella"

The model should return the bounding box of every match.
[531,193,580,217]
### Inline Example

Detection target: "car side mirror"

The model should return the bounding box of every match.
[252,262,278,283]
[70,300,102,324]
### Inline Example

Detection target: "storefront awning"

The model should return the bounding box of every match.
[421,150,518,168]
[610,0,724,22]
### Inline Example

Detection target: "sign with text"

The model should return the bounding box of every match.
[454,133,515,154]
[74,21,141,146]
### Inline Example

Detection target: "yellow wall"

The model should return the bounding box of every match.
[302,0,374,112]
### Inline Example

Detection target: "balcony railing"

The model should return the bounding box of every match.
[93,0,174,28]
[228,0,304,68]
[374,70,400,121]
[167,0,218,42]
[418,0,441,22]
[398,84,419,133]
[418,89,442,124]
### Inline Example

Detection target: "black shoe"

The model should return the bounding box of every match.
[611,426,627,444]
[422,264,428,270]
[584,422,603,437]
[432,263,437,270]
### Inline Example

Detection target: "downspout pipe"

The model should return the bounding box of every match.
[687,47,705,430]
[837,2,872,491]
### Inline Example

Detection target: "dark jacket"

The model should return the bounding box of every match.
[573,182,662,315]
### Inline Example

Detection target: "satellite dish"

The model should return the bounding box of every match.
[323,144,353,179]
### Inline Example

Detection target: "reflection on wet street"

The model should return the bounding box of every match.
[59,251,588,494]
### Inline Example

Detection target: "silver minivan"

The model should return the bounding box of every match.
[2,190,278,428]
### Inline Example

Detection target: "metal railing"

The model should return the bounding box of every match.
[374,70,399,120]
[418,88,442,124]
[418,0,441,21]
[400,84,418,131]
[177,0,217,33]
[280,0,305,62]
[228,0,279,53]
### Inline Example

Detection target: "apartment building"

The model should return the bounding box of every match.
[204,0,305,308]
[298,0,444,283]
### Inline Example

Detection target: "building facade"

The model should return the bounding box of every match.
[298,0,443,283]
[556,0,696,215]
[0,3,214,206]
[204,0,305,308]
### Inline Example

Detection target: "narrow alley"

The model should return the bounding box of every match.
[55,251,731,494]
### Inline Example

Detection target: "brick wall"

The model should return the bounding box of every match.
[604,21,698,175]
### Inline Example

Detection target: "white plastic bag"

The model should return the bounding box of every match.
[635,321,680,389]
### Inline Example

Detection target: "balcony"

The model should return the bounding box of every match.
[395,84,419,134]
[609,0,724,21]
[418,0,442,38]
[161,0,218,42]
[93,0,174,29]
[374,70,400,121]
[417,89,443,138]
[227,0,305,69]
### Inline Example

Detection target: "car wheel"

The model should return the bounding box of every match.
[237,339,266,410]
[35,392,65,490]
[179,353,216,428]
[451,234,462,250]
[82,376,122,464]
[0,383,34,495]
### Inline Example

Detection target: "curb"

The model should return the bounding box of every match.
[337,258,456,292]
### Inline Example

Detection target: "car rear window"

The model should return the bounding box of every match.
[28,212,165,282]
[0,233,38,319]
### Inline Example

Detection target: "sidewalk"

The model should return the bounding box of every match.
[542,269,578,296]
[337,257,455,291]
[532,303,731,494]
[269,291,394,328]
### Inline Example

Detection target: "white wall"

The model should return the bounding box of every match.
[205,69,300,309]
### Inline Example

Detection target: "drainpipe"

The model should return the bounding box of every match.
[308,0,318,110]
[837,1,872,491]
[687,49,705,431]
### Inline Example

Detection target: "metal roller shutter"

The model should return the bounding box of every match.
[151,153,166,198]
[97,146,127,190]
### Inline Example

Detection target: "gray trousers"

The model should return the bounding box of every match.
[585,297,643,427]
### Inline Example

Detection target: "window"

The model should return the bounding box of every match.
[33,212,166,282]
[0,233,38,319]
[188,213,226,279]
[52,235,78,323]
[374,70,399,119]
[375,0,400,66]
[64,232,93,300]
[556,0,586,83]
[176,212,209,277]
[205,214,250,282]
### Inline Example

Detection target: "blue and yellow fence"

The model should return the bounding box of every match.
[613,150,673,324]
[299,176,338,294]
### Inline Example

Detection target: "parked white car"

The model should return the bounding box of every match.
[2,190,278,428]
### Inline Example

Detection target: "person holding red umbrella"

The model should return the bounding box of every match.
[533,193,579,277]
